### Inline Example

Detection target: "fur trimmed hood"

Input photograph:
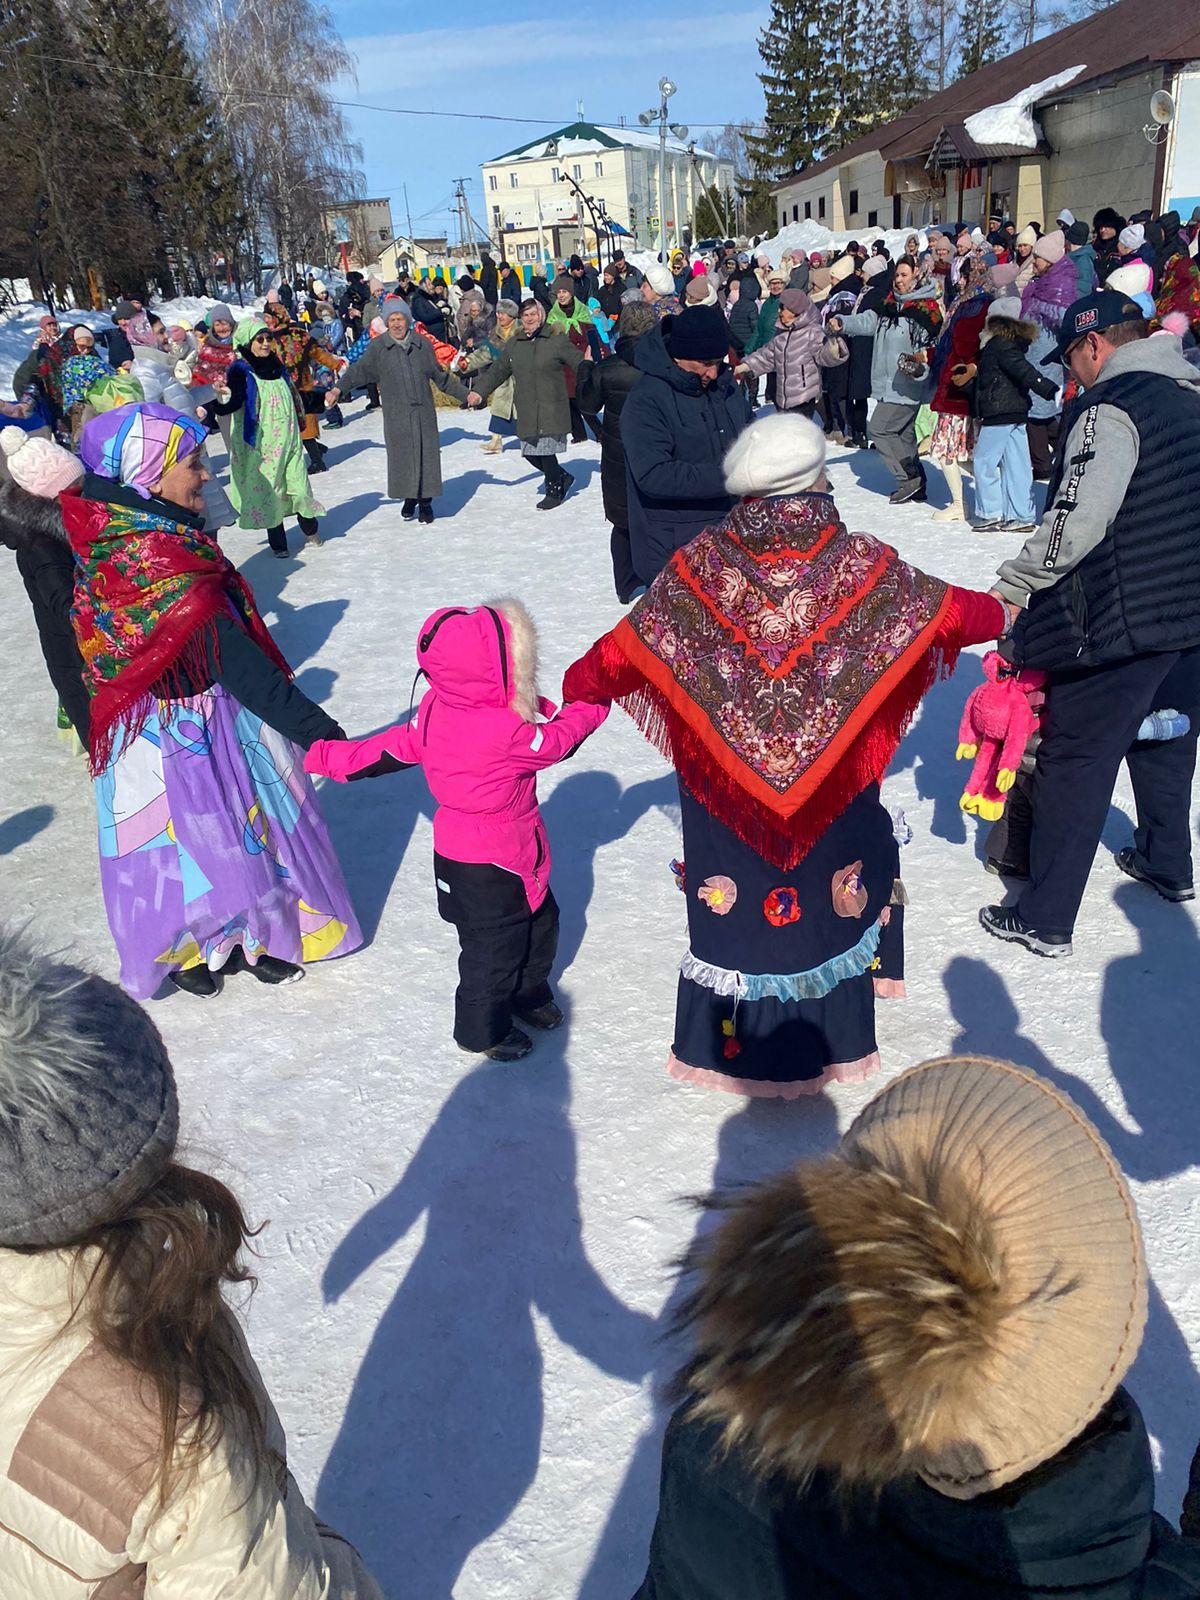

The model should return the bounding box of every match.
[0,480,72,555]
[415,598,539,723]
[979,315,1038,347]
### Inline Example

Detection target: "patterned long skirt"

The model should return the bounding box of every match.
[95,686,362,998]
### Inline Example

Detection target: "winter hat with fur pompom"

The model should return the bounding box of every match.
[643,261,676,297]
[1,427,83,498]
[0,927,179,1247]
[675,1054,1145,1502]
[723,411,826,499]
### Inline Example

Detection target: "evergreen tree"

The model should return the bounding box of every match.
[958,0,1009,76]
[743,0,832,178]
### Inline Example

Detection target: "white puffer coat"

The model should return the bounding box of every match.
[0,1249,383,1599]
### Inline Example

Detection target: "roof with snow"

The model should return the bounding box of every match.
[773,0,1200,189]
[487,121,718,164]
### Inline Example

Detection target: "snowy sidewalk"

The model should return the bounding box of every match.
[2,400,1198,1598]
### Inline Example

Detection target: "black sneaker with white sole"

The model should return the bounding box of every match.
[1114,846,1195,902]
[979,904,1073,957]
[459,1027,534,1062]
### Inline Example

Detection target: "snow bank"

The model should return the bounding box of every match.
[964,65,1087,150]
[623,218,927,281]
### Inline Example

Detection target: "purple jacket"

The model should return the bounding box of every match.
[739,304,847,409]
[304,601,608,909]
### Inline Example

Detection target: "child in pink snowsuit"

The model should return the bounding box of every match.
[304,599,608,1060]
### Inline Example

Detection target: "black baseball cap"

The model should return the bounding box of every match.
[1044,289,1146,365]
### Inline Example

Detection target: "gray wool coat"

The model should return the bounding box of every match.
[340,331,468,498]
[470,327,587,442]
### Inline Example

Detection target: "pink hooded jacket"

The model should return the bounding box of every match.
[303,599,608,909]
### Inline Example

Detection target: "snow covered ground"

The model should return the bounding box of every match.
[2,397,1199,1599]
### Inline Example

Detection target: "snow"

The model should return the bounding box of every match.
[2,387,1199,1597]
[964,65,1088,150]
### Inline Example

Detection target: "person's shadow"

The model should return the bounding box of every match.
[0,804,54,856]
[578,1091,842,1599]
[889,653,986,846]
[943,920,1200,1517]
[315,1042,657,1597]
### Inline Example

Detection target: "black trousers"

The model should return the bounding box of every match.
[847,397,869,442]
[610,524,639,603]
[985,771,1034,875]
[434,853,559,1050]
[526,452,565,488]
[780,401,817,420]
[1026,416,1059,480]
[266,515,318,553]
[1020,646,1200,935]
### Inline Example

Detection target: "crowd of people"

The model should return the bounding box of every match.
[2,189,1200,1598]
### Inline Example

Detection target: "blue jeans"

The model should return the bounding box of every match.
[973,423,1035,522]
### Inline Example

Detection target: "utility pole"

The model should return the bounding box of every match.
[403,183,415,273]
[452,177,470,261]
[638,76,686,262]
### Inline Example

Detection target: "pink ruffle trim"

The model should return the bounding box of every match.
[873,977,906,998]
[667,1049,882,1099]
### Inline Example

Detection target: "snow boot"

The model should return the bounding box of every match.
[304,439,327,474]
[170,965,219,998]
[1114,846,1195,902]
[417,500,435,524]
[246,953,306,985]
[932,459,966,522]
[400,499,418,520]
[979,905,1072,958]
[459,1028,534,1063]
[537,471,574,510]
[515,1000,564,1031]
[481,435,503,454]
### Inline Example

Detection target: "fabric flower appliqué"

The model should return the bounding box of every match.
[698,874,737,915]
[832,860,868,918]
[763,886,801,926]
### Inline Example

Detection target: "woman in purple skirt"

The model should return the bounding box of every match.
[62,402,362,999]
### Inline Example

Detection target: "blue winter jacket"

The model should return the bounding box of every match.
[621,320,752,586]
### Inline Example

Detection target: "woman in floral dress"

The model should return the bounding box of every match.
[565,414,1004,1097]
[201,318,323,557]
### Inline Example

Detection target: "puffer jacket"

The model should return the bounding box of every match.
[837,283,941,404]
[972,316,1060,425]
[0,1248,383,1600]
[305,601,607,910]
[576,331,645,526]
[738,304,847,409]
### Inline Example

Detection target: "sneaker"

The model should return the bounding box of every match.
[364,400,382,411]
[971,517,1005,532]
[400,499,417,520]
[459,1027,534,1063]
[272,547,290,560]
[979,904,1072,957]
[888,481,925,505]
[515,1000,564,1030]
[169,964,219,998]
[985,857,1030,880]
[417,502,435,524]
[245,954,306,985]
[851,433,869,449]
[1114,846,1195,902]
[1000,519,1037,533]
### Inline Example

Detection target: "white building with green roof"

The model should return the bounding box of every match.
[480,121,736,265]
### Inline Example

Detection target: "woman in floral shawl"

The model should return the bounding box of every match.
[565,414,1004,1098]
[62,402,361,1000]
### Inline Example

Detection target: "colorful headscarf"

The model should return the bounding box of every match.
[585,495,957,868]
[80,402,206,499]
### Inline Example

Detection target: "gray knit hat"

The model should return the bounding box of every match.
[0,929,178,1247]
[496,297,520,318]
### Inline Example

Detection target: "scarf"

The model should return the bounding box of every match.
[63,487,291,774]
[547,298,593,336]
[929,274,994,387]
[229,351,297,448]
[1156,255,1200,337]
[598,494,957,868]
[61,352,112,410]
[883,288,944,345]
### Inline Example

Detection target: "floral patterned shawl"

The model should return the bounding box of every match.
[603,494,956,867]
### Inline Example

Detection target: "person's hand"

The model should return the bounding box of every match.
[213,383,231,404]
[466,392,482,407]
[324,389,340,407]
[827,316,843,333]
[734,363,749,377]
[988,588,1022,633]
[956,742,978,761]
[196,404,208,420]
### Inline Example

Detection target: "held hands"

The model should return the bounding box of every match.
[213,383,231,404]
[827,316,843,334]
[466,392,483,407]
[956,743,979,761]
[324,389,340,407]
[734,364,750,377]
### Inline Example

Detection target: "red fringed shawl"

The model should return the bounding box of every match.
[62,487,292,775]
[591,496,957,869]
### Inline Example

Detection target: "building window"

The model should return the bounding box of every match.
[781,211,787,229]
[489,174,497,191]
[551,166,560,182]
[804,200,811,219]
[867,209,878,227]
[510,173,518,188]
[790,205,796,221]
[572,164,582,180]
[492,205,501,223]
[848,188,859,215]
[594,161,603,177]
[818,195,826,219]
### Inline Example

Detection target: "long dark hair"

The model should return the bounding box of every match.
[68,1163,266,1502]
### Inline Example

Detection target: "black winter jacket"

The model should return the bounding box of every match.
[478,255,500,306]
[0,481,90,743]
[500,267,523,307]
[973,318,1059,425]
[726,279,761,356]
[636,1389,1200,1600]
[621,320,751,585]
[576,332,645,527]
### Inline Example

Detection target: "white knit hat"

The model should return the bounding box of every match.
[1106,261,1154,297]
[643,262,675,297]
[829,255,856,283]
[1119,223,1145,251]
[987,295,1023,322]
[723,412,826,499]
[1016,224,1039,249]
[0,427,83,498]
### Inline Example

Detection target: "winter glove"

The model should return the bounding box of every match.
[956,742,978,760]
[996,769,1016,792]
[303,737,354,781]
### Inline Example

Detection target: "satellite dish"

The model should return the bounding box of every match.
[1143,89,1175,143]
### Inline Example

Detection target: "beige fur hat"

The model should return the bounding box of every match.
[679,1055,1147,1502]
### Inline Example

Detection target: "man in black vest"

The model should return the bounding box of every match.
[980,290,1200,957]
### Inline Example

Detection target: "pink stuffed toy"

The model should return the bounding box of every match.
[956,651,1047,821]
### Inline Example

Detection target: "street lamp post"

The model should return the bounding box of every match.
[638,76,689,262]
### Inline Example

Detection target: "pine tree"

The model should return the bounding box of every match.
[743,0,832,178]
[958,0,1009,76]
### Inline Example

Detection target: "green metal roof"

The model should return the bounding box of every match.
[490,122,625,162]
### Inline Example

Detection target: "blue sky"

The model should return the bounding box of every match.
[327,0,769,242]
